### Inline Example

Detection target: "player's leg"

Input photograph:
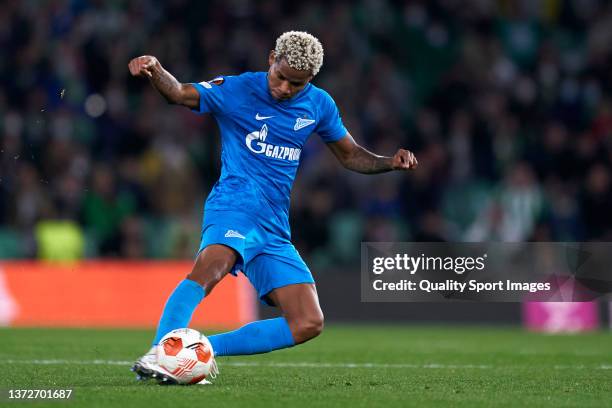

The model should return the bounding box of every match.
[207,243,321,356]
[132,244,237,380]
[266,283,324,344]
[151,244,237,345]
[133,211,252,382]
[206,283,322,356]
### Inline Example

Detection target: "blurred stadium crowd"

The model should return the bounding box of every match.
[1,0,612,264]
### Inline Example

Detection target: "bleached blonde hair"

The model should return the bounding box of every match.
[274,31,324,76]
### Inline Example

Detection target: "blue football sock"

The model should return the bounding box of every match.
[152,279,205,345]
[208,317,295,357]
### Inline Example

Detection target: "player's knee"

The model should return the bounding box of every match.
[293,314,324,343]
[187,255,233,293]
[187,268,222,293]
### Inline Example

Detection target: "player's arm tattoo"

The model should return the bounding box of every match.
[148,65,183,103]
[342,145,393,174]
[327,134,393,174]
[148,65,199,109]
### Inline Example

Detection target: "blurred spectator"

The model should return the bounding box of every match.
[118,216,146,259]
[82,164,136,255]
[35,218,84,262]
[465,163,543,242]
[581,163,612,240]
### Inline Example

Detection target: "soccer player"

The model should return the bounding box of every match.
[128,31,417,384]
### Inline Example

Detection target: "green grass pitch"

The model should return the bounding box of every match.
[1,325,611,407]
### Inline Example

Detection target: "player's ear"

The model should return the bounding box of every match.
[268,51,276,67]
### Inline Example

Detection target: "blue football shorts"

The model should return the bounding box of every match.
[197,210,314,305]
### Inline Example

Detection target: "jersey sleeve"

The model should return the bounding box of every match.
[315,91,348,143]
[190,76,236,115]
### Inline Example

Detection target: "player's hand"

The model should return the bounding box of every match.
[391,148,418,170]
[128,55,160,78]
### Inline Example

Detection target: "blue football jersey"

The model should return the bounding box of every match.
[191,72,347,239]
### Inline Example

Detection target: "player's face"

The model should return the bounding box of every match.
[267,53,313,101]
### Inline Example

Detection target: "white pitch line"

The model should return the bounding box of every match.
[224,362,492,369]
[0,359,488,369]
[1,359,133,365]
[1,359,611,370]
[554,364,612,370]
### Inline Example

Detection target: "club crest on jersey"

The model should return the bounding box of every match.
[246,124,301,162]
[294,117,316,131]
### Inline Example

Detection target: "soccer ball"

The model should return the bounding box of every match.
[156,328,216,384]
